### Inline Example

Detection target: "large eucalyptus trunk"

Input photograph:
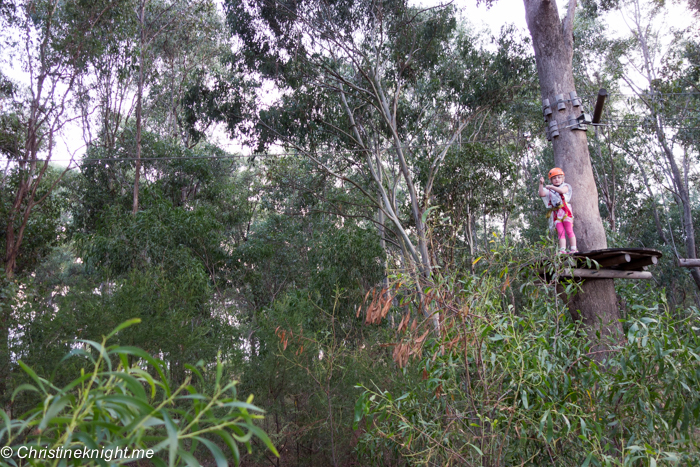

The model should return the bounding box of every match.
[524,0,622,343]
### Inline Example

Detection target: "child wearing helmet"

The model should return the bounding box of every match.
[539,168,578,254]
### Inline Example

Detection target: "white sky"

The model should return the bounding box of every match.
[458,0,529,32]
[6,0,696,164]
[426,0,694,40]
[51,1,534,163]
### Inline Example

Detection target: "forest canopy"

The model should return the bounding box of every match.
[1,0,700,465]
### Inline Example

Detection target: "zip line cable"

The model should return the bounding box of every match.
[4,117,700,165]
[4,91,700,165]
[595,124,700,131]
[0,137,532,164]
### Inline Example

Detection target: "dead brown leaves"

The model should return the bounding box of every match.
[360,285,481,369]
[356,285,435,369]
[275,327,305,356]
[391,328,430,368]
[357,287,393,324]
[276,327,290,350]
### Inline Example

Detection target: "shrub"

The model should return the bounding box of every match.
[354,244,700,466]
[1,319,278,466]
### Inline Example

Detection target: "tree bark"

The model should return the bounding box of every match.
[377,194,389,289]
[465,203,474,274]
[133,0,146,215]
[656,125,700,289]
[524,0,622,343]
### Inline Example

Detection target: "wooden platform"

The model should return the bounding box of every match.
[538,248,662,280]
[571,248,662,272]
[678,258,700,268]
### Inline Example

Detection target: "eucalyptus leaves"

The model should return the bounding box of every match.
[0,319,278,466]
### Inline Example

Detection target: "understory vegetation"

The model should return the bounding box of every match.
[2,0,700,465]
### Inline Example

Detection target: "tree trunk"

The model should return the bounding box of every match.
[524,0,622,343]
[623,0,700,290]
[377,195,389,289]
[133,0,146,215]
[629,152,668,245]
[656,129,700,289]
[592,127,616,231]
[465,205,474,274]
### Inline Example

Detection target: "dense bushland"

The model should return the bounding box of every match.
[2,0,700,465]
[354,244,700,466]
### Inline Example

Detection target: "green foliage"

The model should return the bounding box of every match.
[354,244,700,466]
[0,165,69,276]
[5,2,700,466]
[181,63,256,144]
[418,141,521,269]
[239,290,395,466]
[1,320,278,466]
[76,201,224,278]
[12,139,256,407]
[0,76,24,160]
[72,132,246,232]
[230,153,385,314]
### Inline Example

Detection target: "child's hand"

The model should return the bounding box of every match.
[539,176,544,184]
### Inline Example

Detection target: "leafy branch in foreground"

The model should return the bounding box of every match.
[0,319,278,466]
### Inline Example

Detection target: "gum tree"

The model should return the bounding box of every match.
[617,0,700,290]
[0,0,120,405]
[226,0,531,322]
[522,0,622,341]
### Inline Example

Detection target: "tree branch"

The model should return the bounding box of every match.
[562,0,577,42]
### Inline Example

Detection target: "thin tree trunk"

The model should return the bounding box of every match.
[483,211,487,253]
[371,75,435,279]
[625,0,700,289]
[630,153,668,245]
[593,127,616,231]
[377,194,389,289]
[656,125,700,288]
[338,89,437,327]
[466,205,474,274]
[133,0,146,215]
[169,57,177,137]
[326,389,338,467]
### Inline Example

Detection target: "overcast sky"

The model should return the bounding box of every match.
[9,0,696,164]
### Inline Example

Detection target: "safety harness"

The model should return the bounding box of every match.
[545,186,573,221]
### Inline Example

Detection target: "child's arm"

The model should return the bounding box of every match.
[545,183,569,195]
[538,176,548,197]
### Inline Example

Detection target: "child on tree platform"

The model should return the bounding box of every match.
[539,167,578,254]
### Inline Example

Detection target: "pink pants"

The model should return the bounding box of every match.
[555,221,575,240]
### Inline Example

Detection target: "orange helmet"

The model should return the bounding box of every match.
[548,167,564,179]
